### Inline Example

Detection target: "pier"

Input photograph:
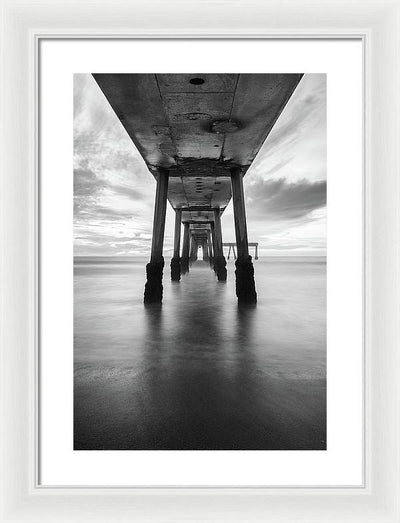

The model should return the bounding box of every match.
[93,74,303,304]
[224,242,259,260]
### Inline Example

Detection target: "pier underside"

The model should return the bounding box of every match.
[93,73,303,303]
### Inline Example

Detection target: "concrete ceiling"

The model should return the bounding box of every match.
[93,73,303,222]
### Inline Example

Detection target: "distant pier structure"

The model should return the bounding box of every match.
[224,243,258,261]
[93,74,303,304]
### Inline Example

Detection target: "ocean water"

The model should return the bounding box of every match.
[74,256,326,450]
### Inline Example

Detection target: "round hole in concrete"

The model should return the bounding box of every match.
[189,77,205,85]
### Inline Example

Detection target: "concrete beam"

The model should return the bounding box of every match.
[182,206,215,212]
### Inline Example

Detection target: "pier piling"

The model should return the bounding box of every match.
[171,208,182,281]
[213,209,227,281]
[230,166,257,303]
[181,223,190,274]
[144,168,169,303]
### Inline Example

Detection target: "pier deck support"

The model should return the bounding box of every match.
[202,241,210,261]
[213,209,227,281]
[170,209,182,281]
[189,235,198,264]
[210,223,217,273]
[181,223,190,274]
[207,230,214,268]
[231,166,257,303]
[144,168,169,303]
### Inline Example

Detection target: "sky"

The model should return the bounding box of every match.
[74,74,326,257]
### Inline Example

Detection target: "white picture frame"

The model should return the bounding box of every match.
[1,0,399,521]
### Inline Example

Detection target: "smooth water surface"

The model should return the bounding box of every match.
[74,257,326,450]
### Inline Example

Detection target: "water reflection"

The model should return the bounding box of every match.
[236,303,256,344]
[74,257,326,450]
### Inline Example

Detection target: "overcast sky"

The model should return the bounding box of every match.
[74,74,326,257]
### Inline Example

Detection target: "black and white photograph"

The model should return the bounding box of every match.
[5,0,400,517]
[73,73,327,451]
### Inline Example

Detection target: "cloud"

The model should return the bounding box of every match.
[264,93,322,153]
[262,156,295,177]
[74,167,104,197]
[85,205,137,220]
[74,165,145,202]
[249,74,326,184]
[107,183,145,201]
[74,163,149,220]
[246,178,326,220]
[74,166,104,217]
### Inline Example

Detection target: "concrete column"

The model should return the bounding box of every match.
[210,222,217,272]
[206,230,213,268]
[170,208,182,281]
[189,235,197,264]
[203,239,210,262]
[202,241,210,261]
[189,234,194,258]
[213,209,223,256]
[213,208,227,281]
[144,168,169,303]
[206,230,213,257]
[230,166,257,303]
[181,222,190,274]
